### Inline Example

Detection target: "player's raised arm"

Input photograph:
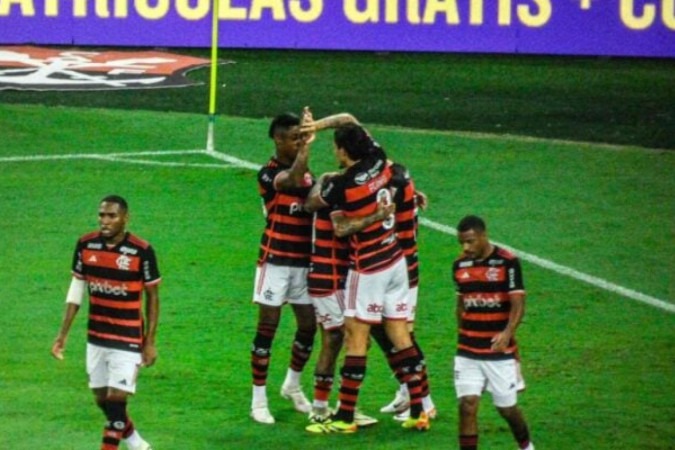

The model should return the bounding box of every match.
[267,110,316,192]
[299,112,360,135]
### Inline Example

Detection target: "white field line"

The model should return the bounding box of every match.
[0,149,205,162]
[0,149,234,169]
[88,154,235,169]
[419,218,675,314]
[2,148,672,312]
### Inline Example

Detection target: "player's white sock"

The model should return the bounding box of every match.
[124,429,143,447]
[422,395,435,411]
[283,368,302,387]
[252,385,268,405]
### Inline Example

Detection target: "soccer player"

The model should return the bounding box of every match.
[51,195,160,450]
[304,123,430,434]
[452,215,534,450]
[306,172,393,428]
[374,162,437,421]
[250,111,317,424]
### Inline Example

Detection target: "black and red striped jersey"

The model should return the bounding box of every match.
[257,157,314,267]
[452,246,525,361]
[72,231,161,353]
[320,155,403,274]
[390,163,419,288]
[308,207,349,297]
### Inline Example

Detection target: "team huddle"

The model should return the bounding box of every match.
[51,108,534,450]
[248,109,535,449]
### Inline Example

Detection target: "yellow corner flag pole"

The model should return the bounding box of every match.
[205,0,219,154]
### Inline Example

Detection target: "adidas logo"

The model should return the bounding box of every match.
[88,255,98,262]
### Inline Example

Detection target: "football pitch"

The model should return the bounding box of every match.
[0,99,673,449]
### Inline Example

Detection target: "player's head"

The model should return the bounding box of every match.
[269,113,303,161]
[99,195,129,244]
[333,124,372,165]
[456,215,491,259]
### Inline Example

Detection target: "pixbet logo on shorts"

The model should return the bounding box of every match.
[0,46,213,91]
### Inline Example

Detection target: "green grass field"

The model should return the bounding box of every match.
[1,49,674,449]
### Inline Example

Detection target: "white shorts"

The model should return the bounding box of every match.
[454,356,522,408]
[253,263,311,307]
[406,286,418,323]
[87,343,142,393]
[311,290,345,330]
[344,257,409,323]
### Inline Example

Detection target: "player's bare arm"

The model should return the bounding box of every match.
[304,172,339,213]
[51,303,80,360]
[331,200,396,238]
[491,292,525,352]
[142,283,160,367]
[52,276,87,360]
[299,112,359,135]
[274,136,311,191]
[456,293,465,326]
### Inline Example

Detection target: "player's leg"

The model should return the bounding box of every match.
[405,285,436,418]
[278,267,315,412]
[98,388,130,450]
[306,316,368,434]
[250,263,289,423]
[458,395,481,449]
[310,326,343,421]
[308,292,344,421]
[279,302,315,413]
[306,270,378,434]
[454,356,486,449]
[94,348,149,450]
[381,259,428,430]
[488,359,534,450]
[96,390,149,450]
[251,303,281,423]
[496,405,534,450]
[383,318,428,430]
[332,317,370,425]
[370,324,410,414]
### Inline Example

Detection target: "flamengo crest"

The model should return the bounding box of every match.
[0,46,214,91]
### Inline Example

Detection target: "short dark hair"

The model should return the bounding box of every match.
[457,215,486,233]
[268,113,300,138]
[334,124,373,160]
[101,195,128,212]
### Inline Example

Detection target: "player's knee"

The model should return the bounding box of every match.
[294,329,315,353]
[258,304,281,325]
[326,329,344,352]
[496,404,520,420]
[459,396,480,416]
